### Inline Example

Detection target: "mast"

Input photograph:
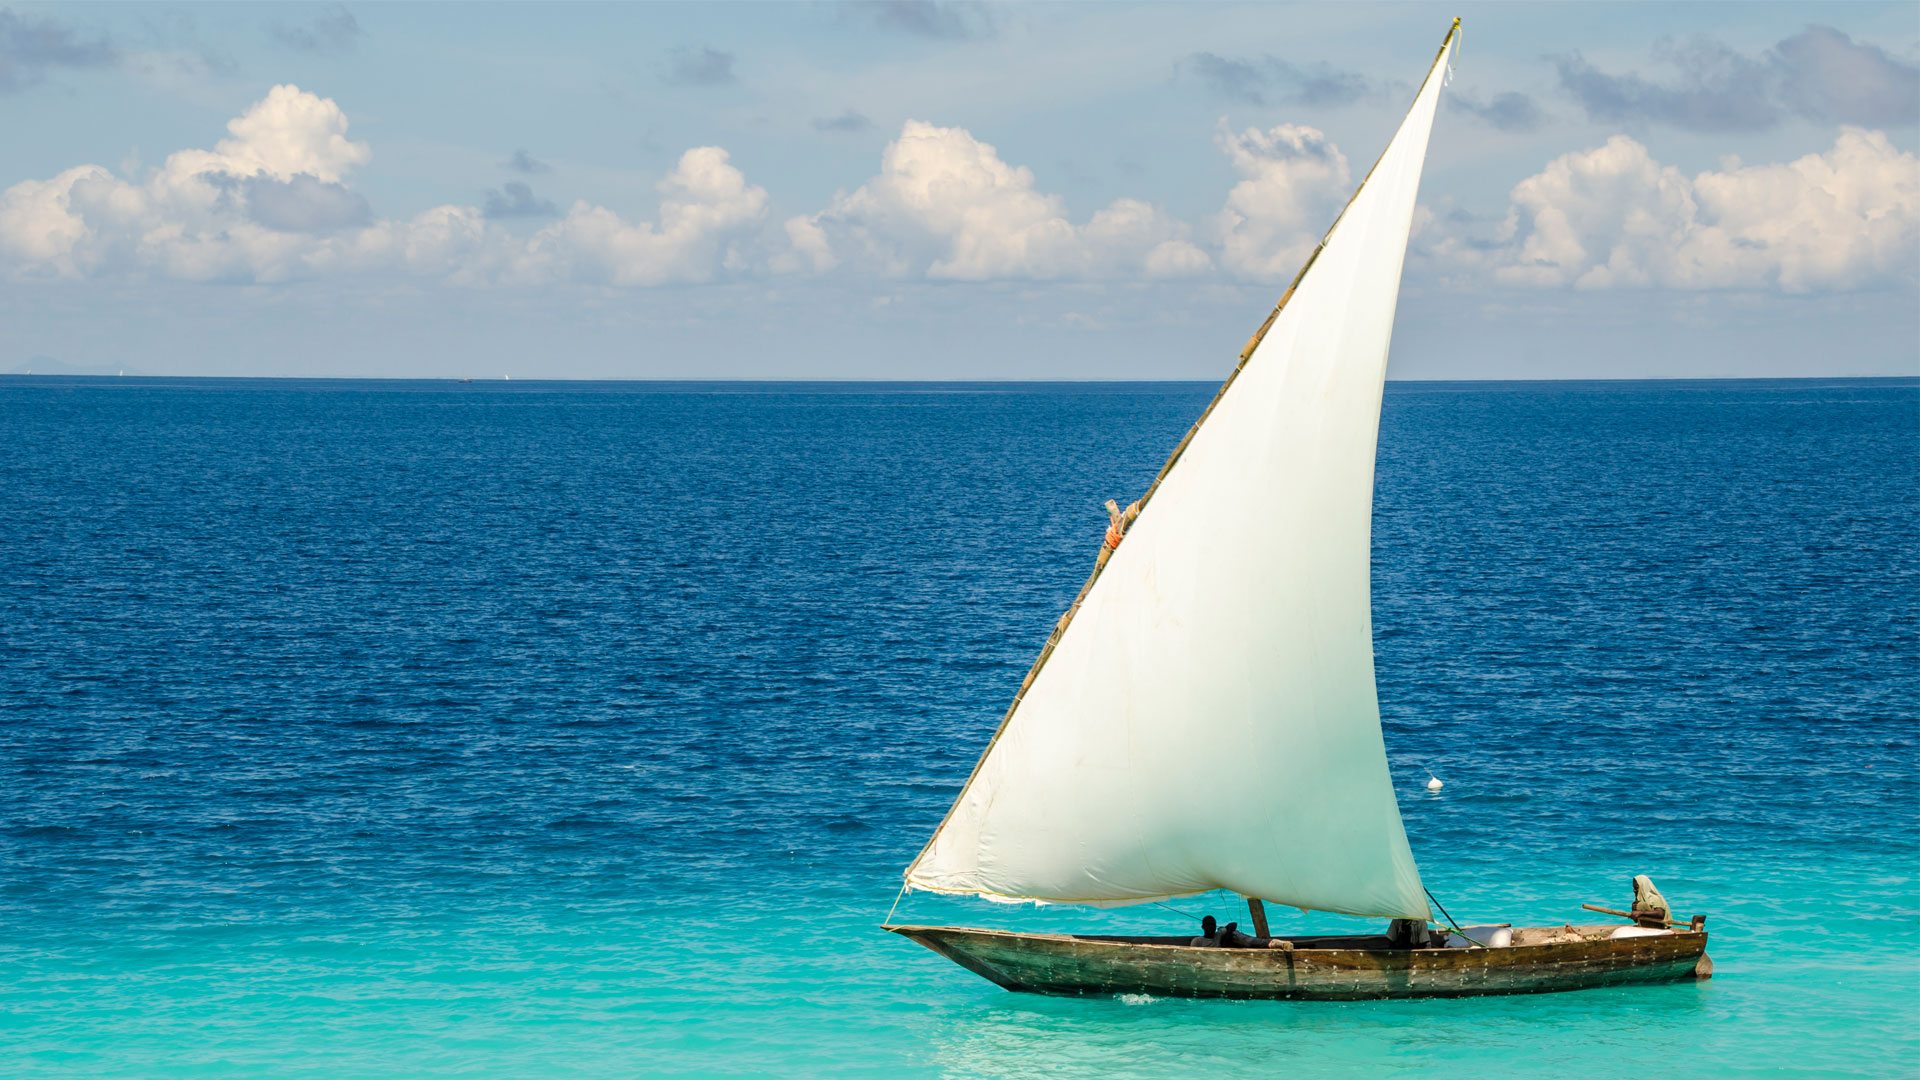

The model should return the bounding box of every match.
[906,20,1460,920]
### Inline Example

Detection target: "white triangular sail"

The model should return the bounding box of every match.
[906,24,1458,920]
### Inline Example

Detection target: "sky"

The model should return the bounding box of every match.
[1,1,1916,379]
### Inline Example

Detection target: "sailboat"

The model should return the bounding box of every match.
[885,19,1711,1000]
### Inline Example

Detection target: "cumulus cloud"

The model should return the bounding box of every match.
[782,119,1208,279]
[6,78,1907,298]
[1466,129,1920,292]
[270,5,362,54]
[1182,53,1380,108]
[215,84,373,181]
[482,181,558,219]
[1556,25,1919,133]
[0,85,377,280]
[0,8,115,93]
[0,84,768,287]
[324,203,500,282]
[208,172,373,233]
[847,2,995,41]
[1213,122,1350,280]
[517,148,767,285]
[664,46,736,87]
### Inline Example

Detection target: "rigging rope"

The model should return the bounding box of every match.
[1424,886,1488,948]
[1152,900,1204,922]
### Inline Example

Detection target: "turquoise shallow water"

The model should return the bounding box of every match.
[1,377,1915,1076]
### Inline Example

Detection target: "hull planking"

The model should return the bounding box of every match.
[889,924,1710,1001]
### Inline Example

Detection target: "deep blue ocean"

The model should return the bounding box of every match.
[1,376,1915,1077]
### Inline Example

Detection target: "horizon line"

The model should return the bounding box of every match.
[3,373,1916,386]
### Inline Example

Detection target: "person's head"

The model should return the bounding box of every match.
[1223,922,1239,938]
[1201,916,1217,936]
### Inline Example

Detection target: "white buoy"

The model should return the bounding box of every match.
[1426,774,1444,792]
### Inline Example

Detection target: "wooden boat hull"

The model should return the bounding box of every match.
[889,925,1710,1000]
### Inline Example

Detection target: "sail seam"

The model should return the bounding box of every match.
[903,18,1461,894]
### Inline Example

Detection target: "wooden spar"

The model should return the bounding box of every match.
[1247,898,1271,938]
[900,17,1464,888]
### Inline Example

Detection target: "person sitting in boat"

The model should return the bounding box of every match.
[1188,915,1218,947]
[1216,921,1261,948]
[1387,918,1432,948]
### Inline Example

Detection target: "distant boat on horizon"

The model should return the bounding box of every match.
[886,18,1712,1002]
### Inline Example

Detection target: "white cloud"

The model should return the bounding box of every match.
[0,86,767,287]
[783,119,1208,280]
[318,204,503,283]
[519,148,767,285]
[1213,121,1350,281]
[4,83,1911,300]
[1483,128,1919,291]
[212,83,371,182]
[0,85,378,281]
[0,167,104,273]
